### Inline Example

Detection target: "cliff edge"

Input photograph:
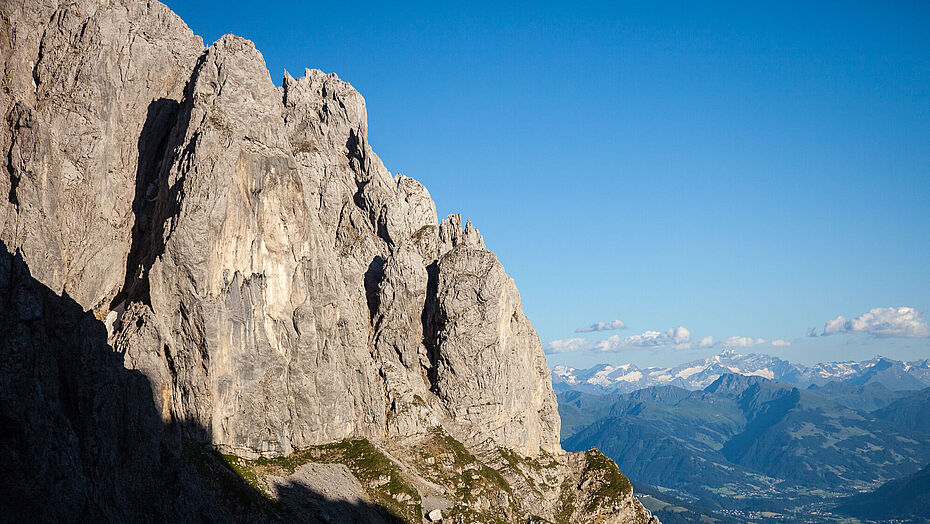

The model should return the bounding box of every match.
[0,1,656,522]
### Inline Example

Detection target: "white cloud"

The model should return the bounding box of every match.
[596,326,692,351]
[543,337,591,354]
[544,326,693,354]
[822,307,929,338]
[547,326,792,354]
[720,336,766,348]
[575,319,627,333]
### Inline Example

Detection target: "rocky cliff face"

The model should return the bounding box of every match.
[1,1,655,522]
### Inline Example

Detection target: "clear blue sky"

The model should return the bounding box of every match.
[165,0,930,368]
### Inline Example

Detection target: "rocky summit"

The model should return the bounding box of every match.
[0,1,656,522]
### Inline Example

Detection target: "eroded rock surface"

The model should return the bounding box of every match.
[1,0,202,311]
[1,1,656,522]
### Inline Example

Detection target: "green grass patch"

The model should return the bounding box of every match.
[221,453,271,497]
[183,441,283,520]
[401,428,519,522]
[219,439,422,523]
[583,448,632,497]
[553,449,633,523]
[499,446,549,474]
[427,427,512,496]
[554,476,578,524]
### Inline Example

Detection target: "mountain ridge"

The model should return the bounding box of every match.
[553,350,930,395]
[560,373,930,521]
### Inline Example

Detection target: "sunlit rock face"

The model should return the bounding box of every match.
[125,33,561,458]
[1,1,655,522]
[2,0,559,458]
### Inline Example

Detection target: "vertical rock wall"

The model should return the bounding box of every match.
[1,0,560,459]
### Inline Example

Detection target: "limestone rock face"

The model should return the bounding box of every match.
[102,28,562,459]
[0,0,203,311]
[0,1,655,522]
[428,245,561,456]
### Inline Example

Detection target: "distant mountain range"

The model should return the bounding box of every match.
[554,351,930,521]
[559,373,930,522]
[552,349,930,395]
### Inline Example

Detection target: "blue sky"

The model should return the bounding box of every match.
[165,1,930,368]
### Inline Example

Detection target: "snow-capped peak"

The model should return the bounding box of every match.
[551,350,930,395]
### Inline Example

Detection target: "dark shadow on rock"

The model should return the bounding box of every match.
[5,103,26,208]
[421,260,442,391]
[0,240,165,521]
[114,97,180,307]
[364,255,385,322]
[113,54,206,309]
[0,240,412,523]
[275,481,406,524]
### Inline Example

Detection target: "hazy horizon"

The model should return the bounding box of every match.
[545,335,930,370]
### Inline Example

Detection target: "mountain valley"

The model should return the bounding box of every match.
[555,352,930,523]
